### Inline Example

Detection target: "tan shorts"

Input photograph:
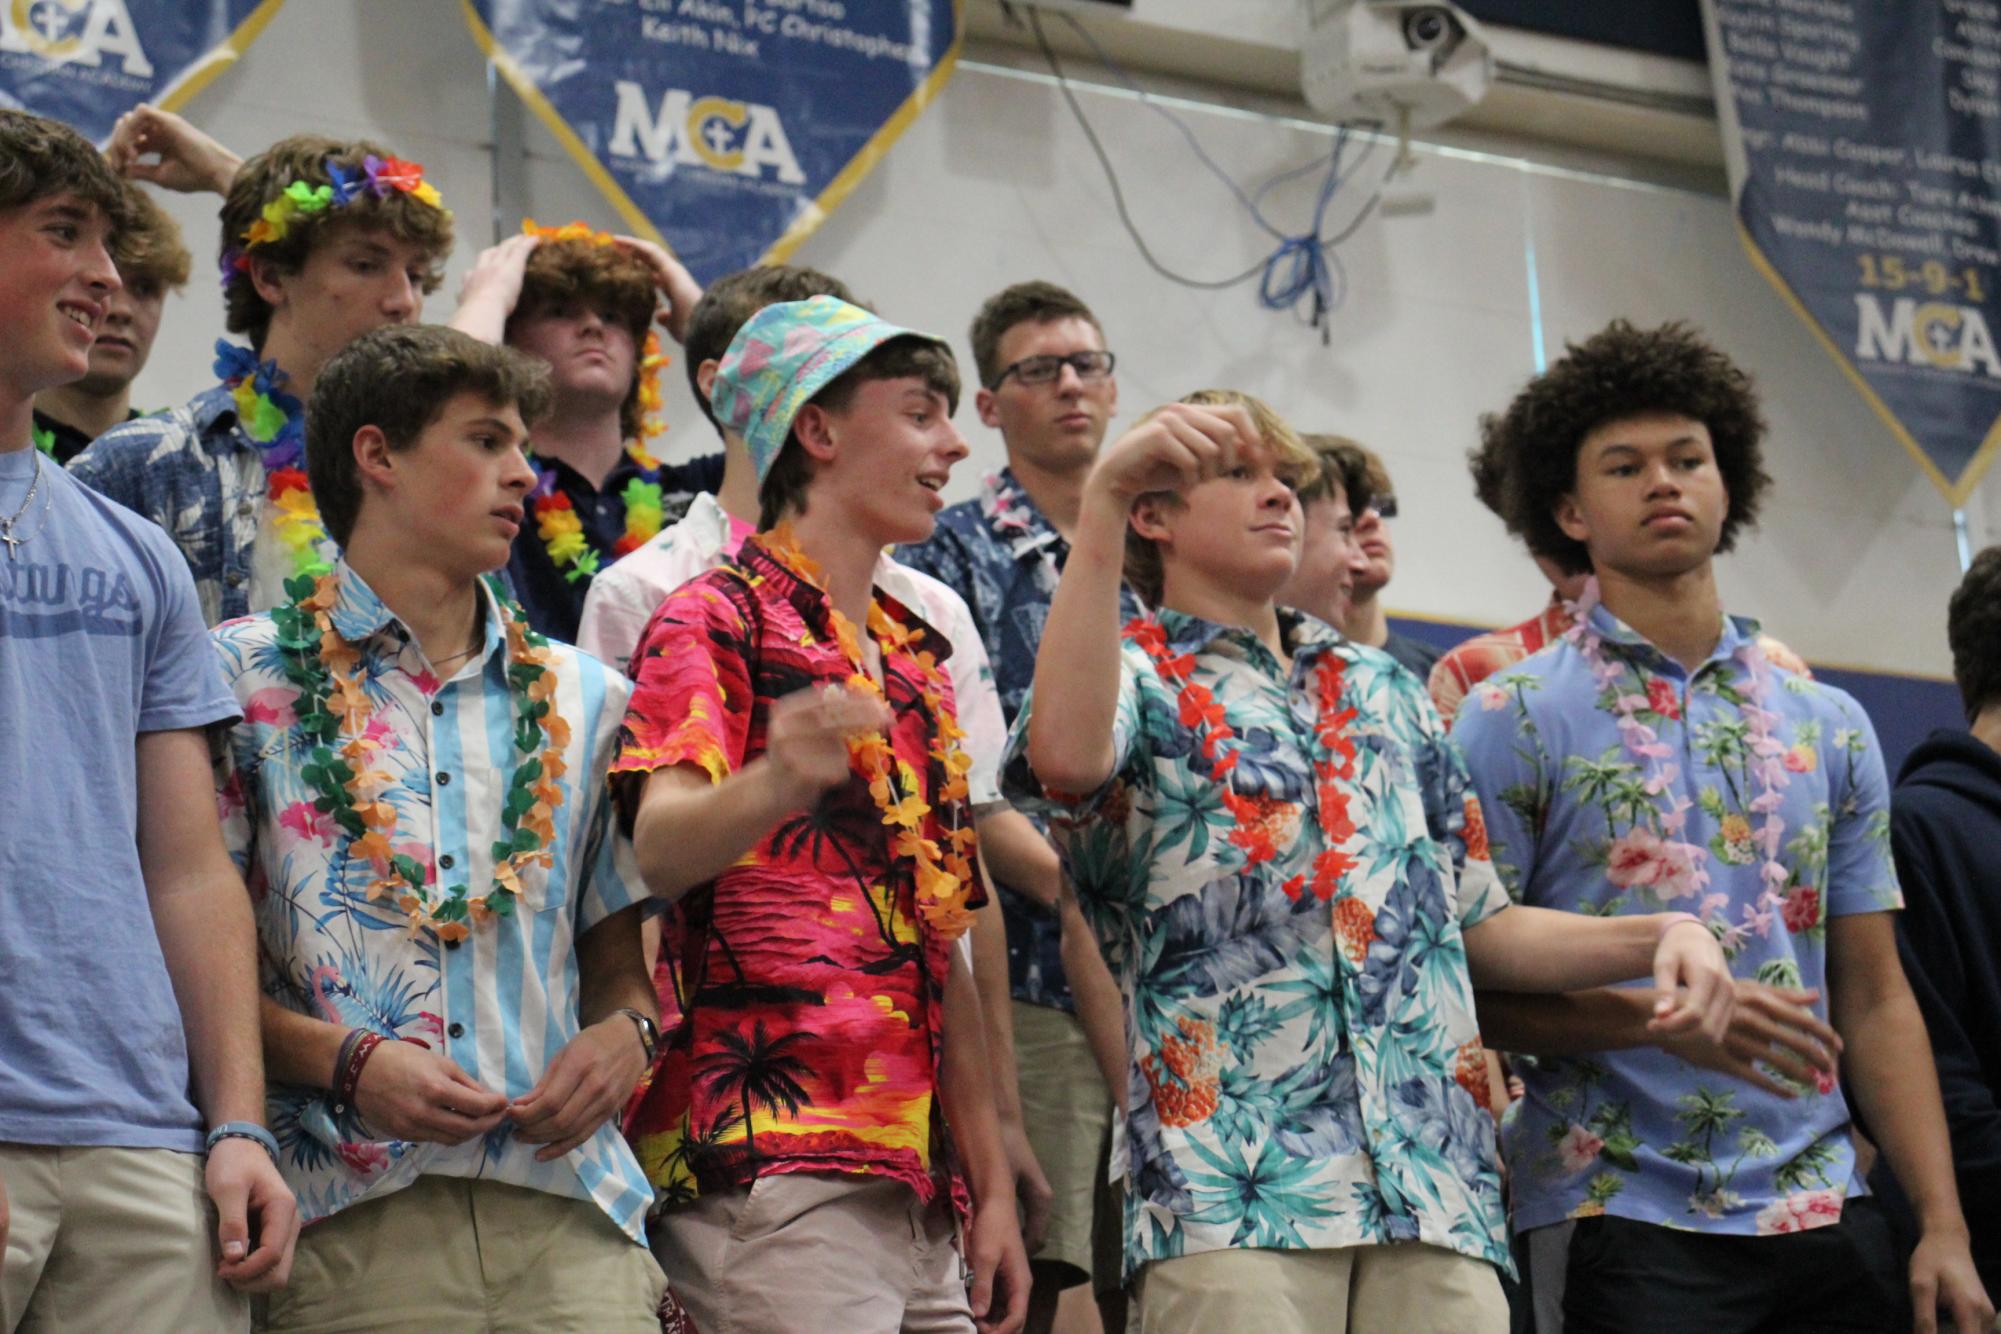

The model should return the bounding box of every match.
[1,1142,249,1333]
[255,1175,665,1333]
[1136,1242,1507,1334]
[1013,1000,1113,1288]
[654,1172,972,1334]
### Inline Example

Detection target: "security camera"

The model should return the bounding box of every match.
[1401,6,1464,63]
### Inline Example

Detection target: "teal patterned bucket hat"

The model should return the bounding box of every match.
[710,295,952,481]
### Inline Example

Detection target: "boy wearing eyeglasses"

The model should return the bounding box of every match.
[898,281,1132,1333]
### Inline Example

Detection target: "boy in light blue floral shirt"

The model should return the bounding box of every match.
[1006,388,1737,1334]
[1455,320,1992,1334]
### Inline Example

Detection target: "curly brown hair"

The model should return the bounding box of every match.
[1474,320,1770,575]
[111,180,191,291]
[1949,545,2001,720]
[968,280,1102,389]
[307,325,551,547]
[506,237,658,441]
[223,135,454,350]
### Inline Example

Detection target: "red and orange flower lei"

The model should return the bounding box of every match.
[1128,616,1360,907]
[274,571,569,942]
[759,525,979,942]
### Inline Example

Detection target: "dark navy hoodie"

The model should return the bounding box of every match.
[1882,728,2001,1294]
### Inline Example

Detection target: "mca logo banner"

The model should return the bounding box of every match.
[0,0,285,145]
[464,0,961,284]
[1701,1,2001,504]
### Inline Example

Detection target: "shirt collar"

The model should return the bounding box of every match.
[1151,605,1340,674]
[737,534,955,667]
[327,559,509,670]
[190,383,247,449]
[1580,597,1762,672]
[979,467,1063,563]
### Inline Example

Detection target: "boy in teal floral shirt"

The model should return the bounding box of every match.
[1007,389,1737,1334]
[1455,321,1992,1334]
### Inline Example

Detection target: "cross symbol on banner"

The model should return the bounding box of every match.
[30,1,75,45]
[702,118,734,156]
[1927,320,1959,357]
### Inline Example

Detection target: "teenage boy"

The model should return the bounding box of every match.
[71,133,454,624]
[0,107,295,1332]
[1884,546,2001,1301]
[1454,320,1993,1334]
[1429,425,1807,728]
[897,280,1133,1332]
[1009,386,1737,1334]
[210,324,672,1329]
[1275,432,1374,633]
[449,224,719,643]
[30,179,191,463]
[614,296,1029,1333]
[1340,444,1439,678]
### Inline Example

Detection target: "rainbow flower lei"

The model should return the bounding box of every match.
[272,569,568,941]
[520,220,675,584]
[759,524,979,942]
[215,340,331,585]
[221,153,448,287]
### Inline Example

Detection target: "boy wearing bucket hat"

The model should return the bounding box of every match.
[612,297,1030,1333]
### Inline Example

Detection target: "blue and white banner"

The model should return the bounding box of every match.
[0,0,286,144]
[1701,1,2001,505]
[463,0,961,285]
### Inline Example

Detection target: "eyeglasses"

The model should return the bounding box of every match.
[989,350,1116,390]
[1366,495,1398,520]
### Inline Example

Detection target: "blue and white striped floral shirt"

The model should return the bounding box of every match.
[211,561,654,1241]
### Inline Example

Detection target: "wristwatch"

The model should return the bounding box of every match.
[613,1007,660,1063]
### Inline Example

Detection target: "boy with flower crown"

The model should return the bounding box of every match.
[449,222,719,643]
[1008,388,1740,1334]
[615,295,1029,1333]
[209,323,678,1330]
[1454,321,1992,1334]
[72,133,454,626]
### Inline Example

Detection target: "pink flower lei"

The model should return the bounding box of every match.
[1564,578,1792,945]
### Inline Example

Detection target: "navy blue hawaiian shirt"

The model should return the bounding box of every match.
[898,468,1143,1011]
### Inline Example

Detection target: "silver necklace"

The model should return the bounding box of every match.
[0,451,49,560]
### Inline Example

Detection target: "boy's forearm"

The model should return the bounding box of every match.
[970,884,1027,1130]
[941,947,1015,1204]
[634,761,807,900]
[1474,988,1658,1057]
[152,864,268,1125]
[261,997,349,1090]
[1463,904,1672,992]
[975,806,1063,912]
[577,905,656,1028]
[1060,898,1128,1100]
[1026,488,1129,795]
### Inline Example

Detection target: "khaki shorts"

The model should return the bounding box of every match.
[1013,1000,1113,1288]
[1136,1242,1507,1334]
[255,1175,665,1333]
[1,1142,249,1333]
[654,1172,972,1333]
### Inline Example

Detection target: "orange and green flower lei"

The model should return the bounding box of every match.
[215,340,332,585]
[1129,617,1360,905]
[272,569,570,942]
[760,524,980,942]
[520,220,675,584]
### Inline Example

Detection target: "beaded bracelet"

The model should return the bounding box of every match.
[331,1031,386,1117]
[206,1120,280,1164]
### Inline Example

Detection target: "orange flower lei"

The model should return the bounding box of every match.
[276,571,570,941]
[520,219,675,576]
[758,525,979,941]
[1129,618,1359,906]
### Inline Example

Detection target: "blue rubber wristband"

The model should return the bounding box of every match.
[205,1120,280,1164]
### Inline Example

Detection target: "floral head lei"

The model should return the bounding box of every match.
[1562,577,1790,952]
[213,339,330,584]
[757,524,979,942]
[519,219,675,583]
[221,153,448,288]
[272,569,569,942]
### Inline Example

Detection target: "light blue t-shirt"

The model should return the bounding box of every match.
[0,445,240,1151]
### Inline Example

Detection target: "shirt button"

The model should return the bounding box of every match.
[226,571,245,587]
[236,500,255,518]
[437,771,451,786]
[444,939,461,952]
[448,1022,465,1038]
[431,701,445,717]
[438,854,455,870]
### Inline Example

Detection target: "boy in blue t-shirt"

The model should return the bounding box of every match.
[0,109,296,1330]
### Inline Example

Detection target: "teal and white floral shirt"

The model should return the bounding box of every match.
[1006,608,1513,1280]
[1453,599,1900,1238]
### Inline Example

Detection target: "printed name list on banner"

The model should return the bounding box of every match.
[463,0,962,284]
[0,0,287,144]
[1700,0,2001,504]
